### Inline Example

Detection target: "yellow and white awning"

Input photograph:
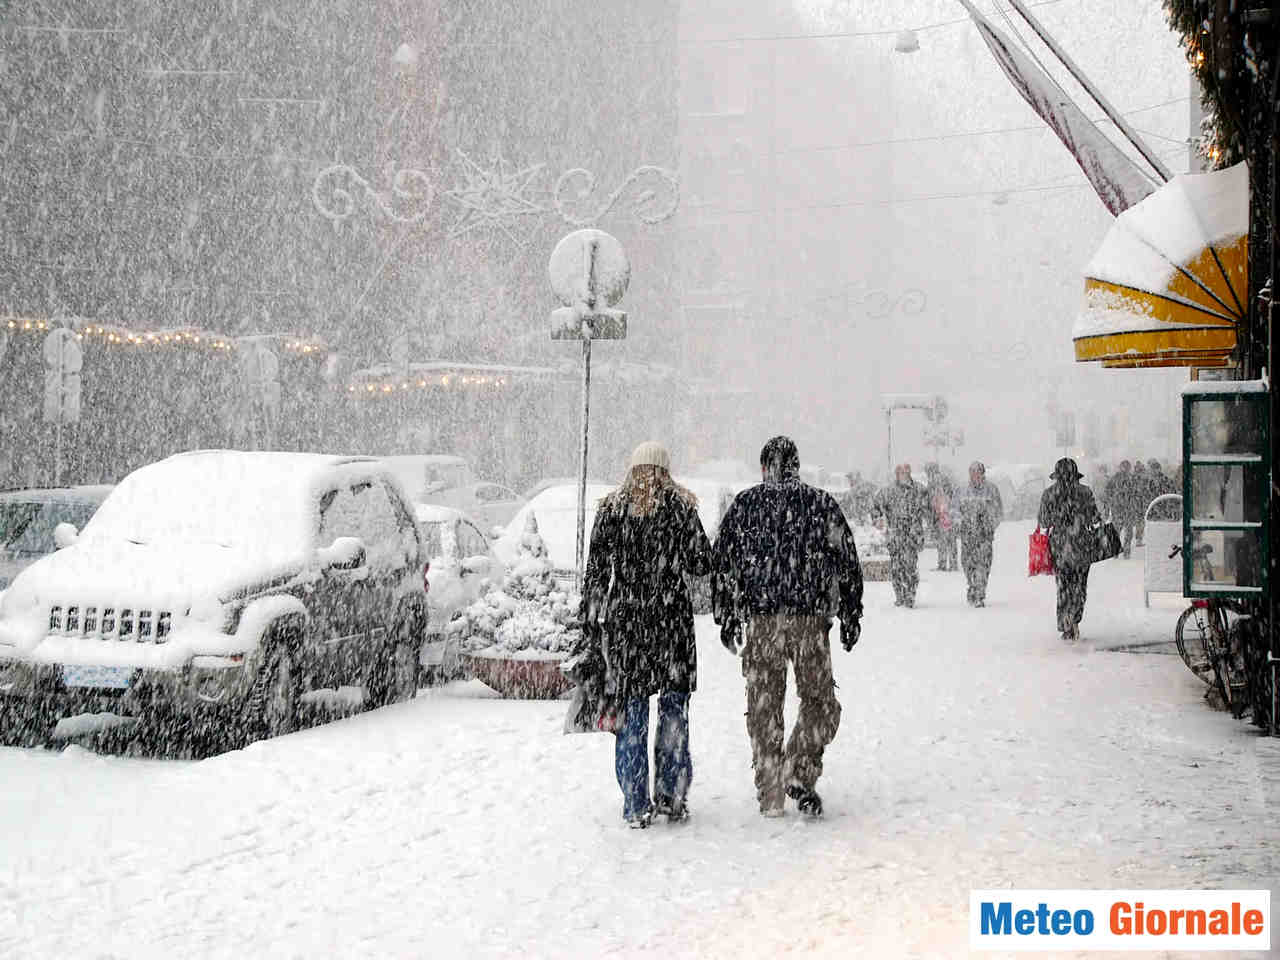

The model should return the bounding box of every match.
[1074,162,1247,369]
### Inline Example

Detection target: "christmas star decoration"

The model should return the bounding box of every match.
[444,150,545,245]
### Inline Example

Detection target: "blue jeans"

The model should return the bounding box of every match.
[615,691,691,820]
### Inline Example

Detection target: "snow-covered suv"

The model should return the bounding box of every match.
[0,451,428,748]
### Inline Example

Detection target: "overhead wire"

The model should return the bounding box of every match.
[718,0,1067,43]
[771,96,1191,156]
[685,143,1188,218]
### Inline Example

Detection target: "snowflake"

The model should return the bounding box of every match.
[444,151,545,245]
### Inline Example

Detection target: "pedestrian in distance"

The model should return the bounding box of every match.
[581,441,712,829]
[1131,459,1149,548]
[1037,457,1101,642]
[711,436,864,819]
[1145,459,1179,520]
[872,463,930,607]
[924,463,958,572]
[1105,460,1139,558]
[952,460,1003,606]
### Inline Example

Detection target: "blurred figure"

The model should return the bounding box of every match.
[952,460,1003,606]
[924,463,957,572]
[712,436,863,819]
[1145,459,1179,520]
[1105,460,1139,558]
[1146,459,1173,497]
[846,470,875,526]
[1038,457,1101,641]
[873,463,929,607]
[582,441,712,828]
[1131,460,1148,547]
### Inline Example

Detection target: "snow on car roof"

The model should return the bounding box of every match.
[381,453,469,466]
[82,451,388,558]
[495,482,616,570]
[0,485,114,503]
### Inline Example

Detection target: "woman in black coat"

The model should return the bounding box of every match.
[582,441,711,828]
[1037,457,1101,641]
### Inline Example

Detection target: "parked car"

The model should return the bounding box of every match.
[0,451,427,749]
[416,504,505,681]
[495,482,617,587]
[424,482,527,531]
[378,454,474,503]
[520,476,613,504]
[496,478,724,604]
[0,485,114,594]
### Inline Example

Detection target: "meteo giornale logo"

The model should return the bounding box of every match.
[969,889,1270,952]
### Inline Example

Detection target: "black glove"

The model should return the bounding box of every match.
[720,618,743,655]
[840,618,861,651]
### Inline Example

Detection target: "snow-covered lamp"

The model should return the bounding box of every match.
[893,29,920,54]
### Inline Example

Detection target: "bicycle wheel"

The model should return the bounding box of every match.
[1173,605,1214,684]
[1223,619,1254,727]
[1204,604,1234,711]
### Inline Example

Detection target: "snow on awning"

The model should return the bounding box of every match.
[1073,163,1246,369]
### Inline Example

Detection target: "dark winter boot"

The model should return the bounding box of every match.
[654,794,689,822]
[626,809,653,829]
[786,783,823,818]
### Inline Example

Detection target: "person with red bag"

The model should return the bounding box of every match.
[1037,457,1101,641]
[1028,527,1053,576]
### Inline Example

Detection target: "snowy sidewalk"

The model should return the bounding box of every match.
[0,522,1275,959]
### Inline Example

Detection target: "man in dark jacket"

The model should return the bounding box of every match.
[711,436,863,819]
[952,460,1003,606]
[1037,457,1101,641]
[872,463,929,607]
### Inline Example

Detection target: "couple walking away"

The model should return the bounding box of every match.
[579,437,864,828]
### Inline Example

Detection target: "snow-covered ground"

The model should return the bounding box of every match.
[1,522,1276,959]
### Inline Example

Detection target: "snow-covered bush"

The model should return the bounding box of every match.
[448,515,581,657]
[854,523,889,559]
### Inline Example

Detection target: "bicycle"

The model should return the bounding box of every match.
[1171,544,1253,718]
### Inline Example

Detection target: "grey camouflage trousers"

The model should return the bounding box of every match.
[741,614,842,812]
[961,537,993,604]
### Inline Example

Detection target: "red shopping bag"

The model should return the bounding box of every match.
[1028,526,1054,576]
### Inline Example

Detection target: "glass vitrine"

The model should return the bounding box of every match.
[1181,381,1270,597]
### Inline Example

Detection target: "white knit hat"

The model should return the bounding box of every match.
[629,441,670,471]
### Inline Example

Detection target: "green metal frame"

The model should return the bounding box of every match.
[1181,387,1271,599]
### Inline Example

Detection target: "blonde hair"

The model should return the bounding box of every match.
[606,464,697,518]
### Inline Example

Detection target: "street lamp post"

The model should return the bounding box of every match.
[548,229,629,587]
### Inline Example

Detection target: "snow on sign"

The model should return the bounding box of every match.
[42,328,82,424]
[548,228,628,340]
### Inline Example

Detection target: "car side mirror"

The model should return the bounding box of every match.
[319,536,366,571]
[490,525,505,540]
[53,523,79,549]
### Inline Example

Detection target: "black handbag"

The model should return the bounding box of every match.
[1092,520,1123,563]
[562,620,623,735]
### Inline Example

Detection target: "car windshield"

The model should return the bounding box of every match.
[423,462,469,491]
[419,521,446,558]
[0,500,99,554]
[83,458,312,552]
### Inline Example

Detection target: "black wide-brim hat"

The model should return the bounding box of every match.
[1051,457,1081,481]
